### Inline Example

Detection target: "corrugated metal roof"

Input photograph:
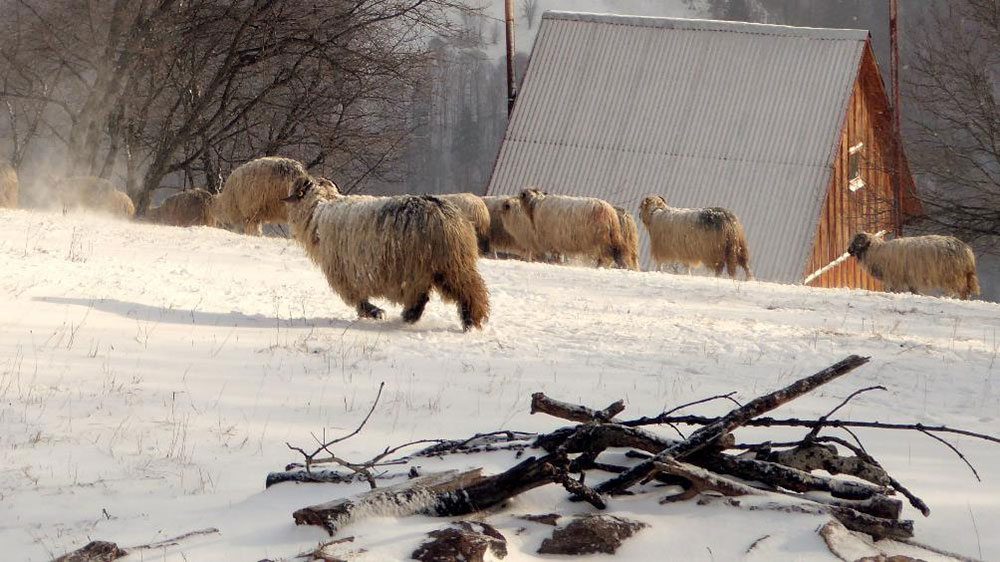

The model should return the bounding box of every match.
[486,11,867,282]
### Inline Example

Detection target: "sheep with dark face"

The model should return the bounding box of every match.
[1,162,17,209]
[213,156,308,235]
[435,193,491,255]
[847,232,980,299]
[614,206,640,271]
[500,189,628,268]
[639,195,752,279]
[147,188,217,227]
[282,177,490,330]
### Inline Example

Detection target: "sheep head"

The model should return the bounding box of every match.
[847,232,873,258]
[519,188,545,222]
[639,196,667,222]
[281,177,316,203]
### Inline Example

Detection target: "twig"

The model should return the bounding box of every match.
[551,465,606,509]
[745,535,771,555]
[628,415,1000,446]
[285,382,386,487]
[129,528,220,550]
[805,385,886,441]
[624,392,741,427]
[917,429,981,481]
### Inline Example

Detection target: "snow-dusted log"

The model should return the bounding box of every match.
[595,355,871,495]
[294,469,486,535]
[531,392,624,423]
[655,458,913,540]
[703,453,889,500]
[51,541,125,562]
[294,455,568,536]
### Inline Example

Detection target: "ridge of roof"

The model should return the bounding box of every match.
[542,11,869,41]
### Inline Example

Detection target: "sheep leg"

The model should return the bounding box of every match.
[356,300,385,320]
[244,219,263,236]
[401,293,430,324]
[458,301,475,332]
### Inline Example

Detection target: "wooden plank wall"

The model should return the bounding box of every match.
[805,43,898,290]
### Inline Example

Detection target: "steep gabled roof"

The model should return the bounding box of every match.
[487,11,870,282]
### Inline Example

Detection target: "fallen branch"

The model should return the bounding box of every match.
[294,455,567,536]
[627,415,1000,446]
[653,458,912,540]
[531,392,624,423]
[595,355,871,495]
[50,528,220,562]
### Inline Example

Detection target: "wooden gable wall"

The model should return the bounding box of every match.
[805,43,901,290]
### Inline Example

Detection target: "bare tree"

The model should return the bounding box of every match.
[905,0,1000,251]
[0,0,475,211]
[520,0,538,29]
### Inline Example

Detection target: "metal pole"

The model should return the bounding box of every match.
[890,0,903,236]
[504,0,517,116]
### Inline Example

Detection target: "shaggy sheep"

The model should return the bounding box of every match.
[639,195,752,279]
[481,195,534,259]
[614,206,640,271]
[282,177,490,331]
[55,176,113,208]
[847,232,981,299]
[213,156,308,235]
[1,162,17,209]
[99,189,136,218]
[55,176,135,218]
[147,188,217,227]
[501,189,627,268]
[436,193,491,254]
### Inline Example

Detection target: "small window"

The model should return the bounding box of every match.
[848,142,865,192]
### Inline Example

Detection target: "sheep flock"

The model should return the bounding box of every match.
[1,156,986,331]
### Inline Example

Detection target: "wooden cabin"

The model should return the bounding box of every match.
[486,11,921,288]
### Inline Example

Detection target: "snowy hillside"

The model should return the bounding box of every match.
[1,209,998,561]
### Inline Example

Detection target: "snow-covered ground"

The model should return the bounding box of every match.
[1,208,998,561]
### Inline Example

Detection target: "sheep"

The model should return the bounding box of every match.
[1,162,17,209]
[847,232,981,299]
[435,193,491,254]
[147,188,217,227]
[55,176,114,209]
[213,156,309,235]
[501,189,627,268]
[639,195,752,279]
[614,206,641,271]
[54,176,135,218]
[99,189,136,218]
[282,177,490,331]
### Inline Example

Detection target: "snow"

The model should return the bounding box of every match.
[1,208,998,561]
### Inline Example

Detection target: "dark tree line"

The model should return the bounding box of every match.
[1,0,473,213]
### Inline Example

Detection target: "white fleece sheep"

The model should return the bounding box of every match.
[55,176,134,218]
[213,156,308,235]
[500,189,628,268]
[639,195,752,279]
[847,232,981,299]
[435,193,491,254]
[1,162,17,209]
[282,177,490,330]
[147,188,217,227]
[614,206,640,271]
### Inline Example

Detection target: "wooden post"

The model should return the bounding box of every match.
[505,0,517,116]
[890,0,903,236]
